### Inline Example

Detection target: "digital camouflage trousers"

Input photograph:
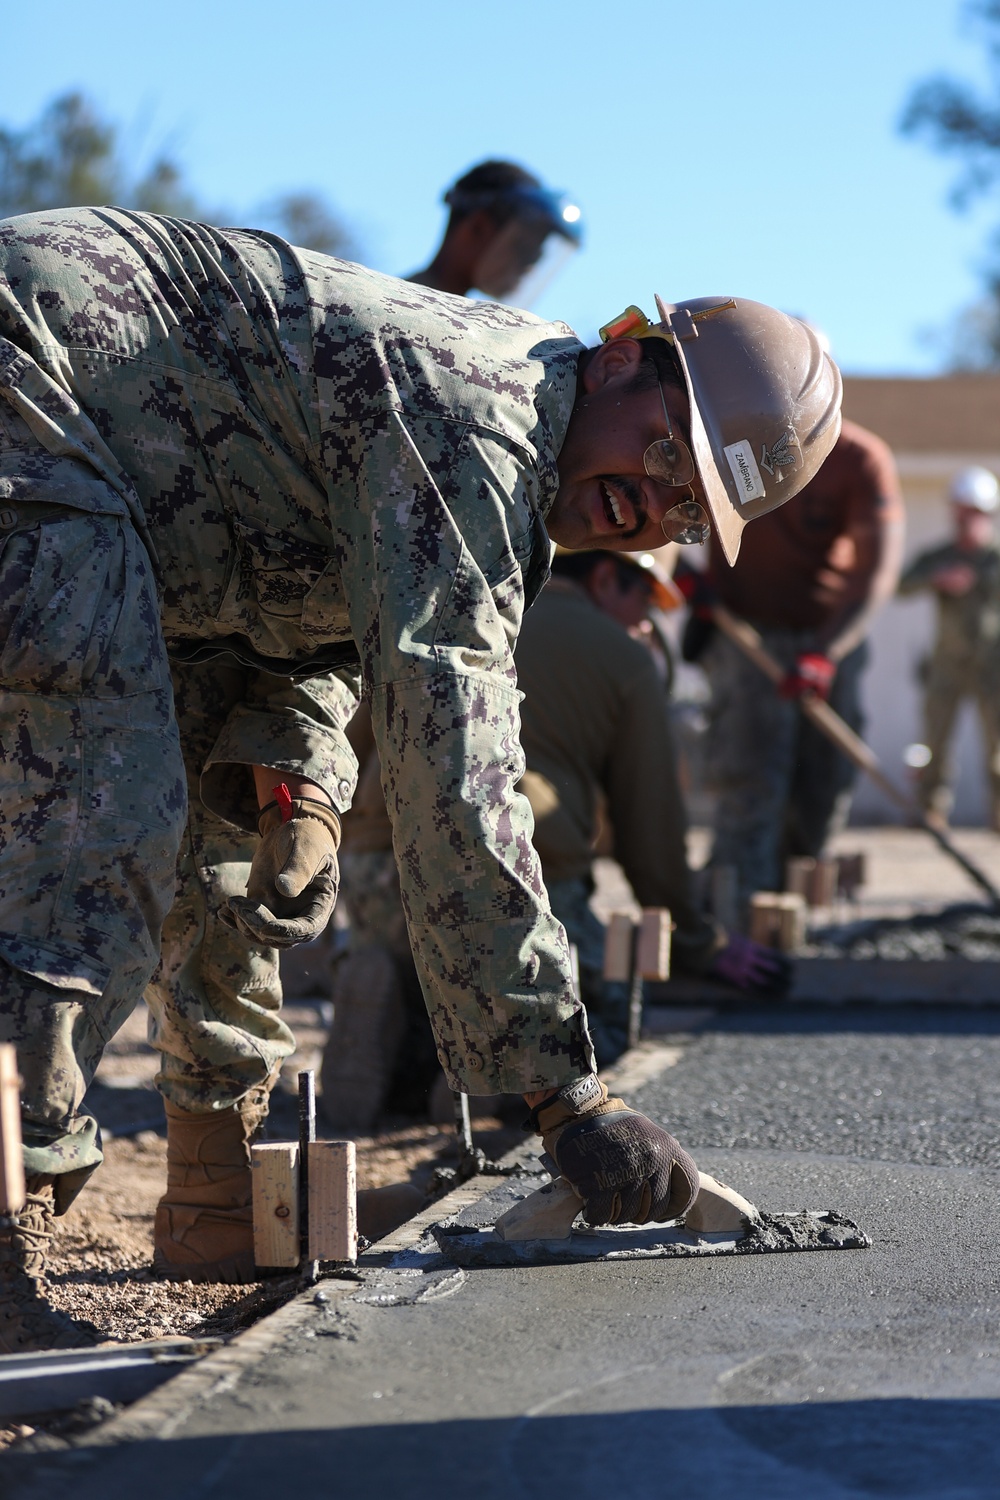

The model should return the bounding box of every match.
[918,657,1000,828]
[0,509,294,1210]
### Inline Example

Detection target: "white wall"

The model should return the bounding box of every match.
[852,458,1000,826]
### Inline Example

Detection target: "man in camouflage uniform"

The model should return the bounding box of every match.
[0,208,840,1349]
[155,157,587,1267]
[899,467,1000,827]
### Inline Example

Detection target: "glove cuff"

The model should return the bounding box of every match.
[257,796,342,846]
[529,1075,609,1135]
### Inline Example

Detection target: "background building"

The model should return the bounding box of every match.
[843,375,1000,824]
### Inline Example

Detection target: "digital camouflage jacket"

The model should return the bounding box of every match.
[0,208,594,1093]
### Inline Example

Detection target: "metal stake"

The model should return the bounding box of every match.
[298,1070,318,1284]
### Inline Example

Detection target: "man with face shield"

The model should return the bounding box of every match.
[0,201,839,1351]
[408,159,583,306]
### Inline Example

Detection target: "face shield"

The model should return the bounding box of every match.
[467,187,583,308]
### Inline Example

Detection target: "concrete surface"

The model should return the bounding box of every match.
[9,1003,1000,1499]
[658,957,1000,1004]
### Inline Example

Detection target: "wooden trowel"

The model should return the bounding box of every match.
[493,1170,760,1242]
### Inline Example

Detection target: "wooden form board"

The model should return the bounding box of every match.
[0,1044,24,1216]
[636,909,671,980]
[749,892,807,953]
[251,1142,300,1269]
[308,1140,357,1264]
[603,913,634,983]
[785,856,838,909]
[602,909,671,982]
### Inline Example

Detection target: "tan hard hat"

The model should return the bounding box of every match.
[605,296,842,565]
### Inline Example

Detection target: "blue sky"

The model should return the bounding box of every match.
[3,0,997,372]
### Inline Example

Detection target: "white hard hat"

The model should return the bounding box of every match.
[950,467,999,512]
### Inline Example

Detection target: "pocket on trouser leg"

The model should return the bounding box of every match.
[147,818,293,1113]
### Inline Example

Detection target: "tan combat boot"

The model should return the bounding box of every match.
[0,1176,102,1352]
[154,1088,270,1284]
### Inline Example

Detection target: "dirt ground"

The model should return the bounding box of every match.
[36,1002,520,1350]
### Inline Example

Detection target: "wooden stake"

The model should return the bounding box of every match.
[0,1044,24,1216]
[808,858,838,908]
[251,1142,300,1269]
[307,1140,357,1263]
[636,909,672,980]
[785,857,816,900]
[778,893,807,951]
[749,892,807,953]
[602,913,634,983]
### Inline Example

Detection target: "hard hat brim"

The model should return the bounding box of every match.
[651,295,844,568]
[673,346,746,567]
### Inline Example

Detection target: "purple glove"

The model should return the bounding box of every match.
[710,934,792,995]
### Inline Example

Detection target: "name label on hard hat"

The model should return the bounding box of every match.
[723,440,766,503]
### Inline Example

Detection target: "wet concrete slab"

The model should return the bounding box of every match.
[9,1148,1000,1500]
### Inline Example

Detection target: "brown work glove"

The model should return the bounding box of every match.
[223,796,341,949]
[533,1078,699,1227]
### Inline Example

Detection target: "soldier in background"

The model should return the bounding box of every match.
[516,550,791,1061]
[899,467,1000,827]
[680,419,904,922]
[408,159,583,303]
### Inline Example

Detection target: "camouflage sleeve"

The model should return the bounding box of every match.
[338,414,594,1096]
[201,667,361,831]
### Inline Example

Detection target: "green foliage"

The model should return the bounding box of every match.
[0,92,357,259]
[902,2,1000,368]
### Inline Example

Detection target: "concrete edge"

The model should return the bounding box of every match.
[76,1289,316,1448]
[74,1037,689,1449]
[655,959,1000,1007]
